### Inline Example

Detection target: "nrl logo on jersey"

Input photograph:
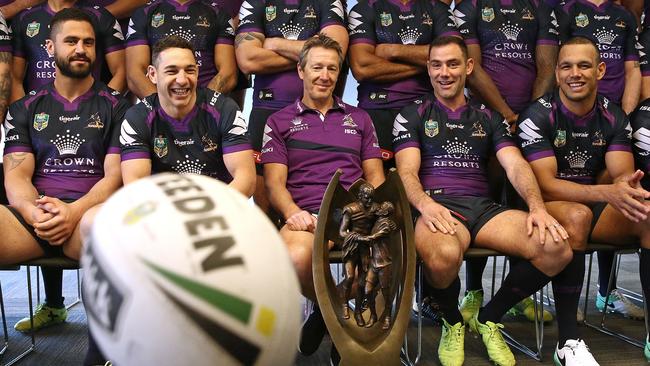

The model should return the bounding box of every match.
[380,12,392,27]
[575,13,589,28]
[554,129,566,147]
[33,112,49,131]
[151,13,165,28]
[266,5,277,21]
[482,7,495,22]
[85,112,104,129]
[153,136,168,158]
[424,119,439,138]
[26,21,40,38]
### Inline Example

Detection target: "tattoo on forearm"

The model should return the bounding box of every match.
[634,61,640,68]
[0,52,11,64]
[234,32,264,48]
[6,153,27,171]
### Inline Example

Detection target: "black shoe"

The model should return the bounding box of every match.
[329,344,340,366]
[412,296,444,325]
[298,305,327,355]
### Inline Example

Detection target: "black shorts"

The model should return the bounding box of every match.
[365,108,400,168]
[5,205,63,257]
[248,108,278,175]
[425,193,510,240]
[589,201,608,234]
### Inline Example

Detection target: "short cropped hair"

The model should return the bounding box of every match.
[298,33,344,69]
[49,7,94,40]
[151,35,195,67]
[559,36,601,64]
[428,36,468,61]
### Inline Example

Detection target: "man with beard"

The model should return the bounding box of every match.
[517,36,648,364]
[0,7,128,336]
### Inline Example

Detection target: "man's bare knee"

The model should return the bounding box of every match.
[561,205,592,250]
[419,242,463,287]
[530,234,573,276]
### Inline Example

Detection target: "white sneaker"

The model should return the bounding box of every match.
[554,339,599,366]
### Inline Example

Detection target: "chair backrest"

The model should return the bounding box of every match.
[0,163,6,205]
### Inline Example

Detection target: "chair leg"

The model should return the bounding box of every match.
[1,281,8,357]
[401,262,422,366]
[0,267,36,366]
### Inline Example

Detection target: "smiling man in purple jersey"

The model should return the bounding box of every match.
[261,34,384,360]
[393,36,583,366]
[1,8,128,334]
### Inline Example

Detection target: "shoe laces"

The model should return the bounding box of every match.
[565,339,596,361]
[484,322,509,351]
[443,322,464,351]
[463,290,482,307]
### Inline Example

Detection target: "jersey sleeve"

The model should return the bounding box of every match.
[215,7,236,45]
[260,114,287,165]
[453,0,478,44]
[237,0,265,34]
[631,104,650,173]
[94,7,125,54]
[516,102,555,162]
[125,5,149,47]
[107,98,131,154]
[431,0,459,37]
[218,98,252,154]
[0,14,11,53]
[3,102,32,154]
[119,105,153,161]
[392,104,422,153]
[622,9,639,61]
[359,111,381,161]
[608,108,633,152]
[348,1,376,46]
[536,1,560,45]
[318,0,346,29]
[554,2,572,43]
[10,13,26,58]
[487,110,516,152]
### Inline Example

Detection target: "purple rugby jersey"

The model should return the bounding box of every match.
[237,0,345,110]
[629,99,650,189]
[556,0,639,104]
[2,81,128,200]
[11,1,125,93]
[0,11,9,53]
[215,0,243,18]
[392,94,515,198]
[261,98,381,213]
[126,0,235,88]
[348,0,459,110]
[454,0,559,113]
[120,88,251,183]
[517,90,632,184]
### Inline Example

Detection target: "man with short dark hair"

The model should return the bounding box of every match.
[393,35,591,366]
[261,34,384,359]
[518,36,648,363]
[0,7,128,333]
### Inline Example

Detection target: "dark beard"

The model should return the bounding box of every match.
[55,54,93,79]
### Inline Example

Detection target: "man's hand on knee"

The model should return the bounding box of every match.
[527,207,568,245]
[419,201,459,235]
[286,210,317,232]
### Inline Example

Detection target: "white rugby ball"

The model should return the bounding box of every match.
[82,173,301,366]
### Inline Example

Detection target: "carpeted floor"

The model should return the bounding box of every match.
[0,254,647,365]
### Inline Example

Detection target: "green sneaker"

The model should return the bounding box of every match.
[459,290,483,324]
[14,303,67,332]
[438,319,465,366]
[469,314,515,366]
[508,296,553,323]
[644,335,650,362]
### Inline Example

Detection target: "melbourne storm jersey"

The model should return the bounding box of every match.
[12,1,125,93]
[237,0,346,110]
[216,0,244,18]
[453,0,559,113]
[517,90,631,184]
[556,0,638,104]
[348,0,458,110]
[126,0,235,88]
[392,94,515,197]
[261,98,381,213]
[630,99,650,188]
[2,81,128,200]
[120,88,251,183]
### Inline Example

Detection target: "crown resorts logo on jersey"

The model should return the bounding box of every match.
[51,130,86,155]
[554,129,566,147]
[151,13,165,28]
[33,112,49,131]
[575,13,589,28]
[482,7,495,22]
[265,5,276,21]
[424,119,439,137]
[173,155,206,175]
[154,136,168,158]
[26,21,40,38]
[380,12,392,27]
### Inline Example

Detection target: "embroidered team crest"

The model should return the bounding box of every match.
[482,7,495,22]
[26,22,40,38]
[153,136,168,158]
[85,112,104,129]
[424,119,439,138]
[304,5,317,19]
[422,13,433,26]
[151,13,165,28]
[380,12,392,27]
[592,131,606,146]
[616,20,626,28]
[196,16,210,28]
[471,122,487,138]
[33,113,49,131]
[554,130,566,147]
[521,9,534,20]
[265,5,277,21]
[202,135,218,152]
[575,13,589,28]
[342,114,357,127]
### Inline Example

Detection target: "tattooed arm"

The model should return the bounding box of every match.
[234,31,296,74]
[0,51,11,121]
[208,43,237,93]
[0,0,43,20]
[3,152,49,226]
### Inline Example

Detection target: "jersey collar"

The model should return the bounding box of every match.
[295,96,347,115]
